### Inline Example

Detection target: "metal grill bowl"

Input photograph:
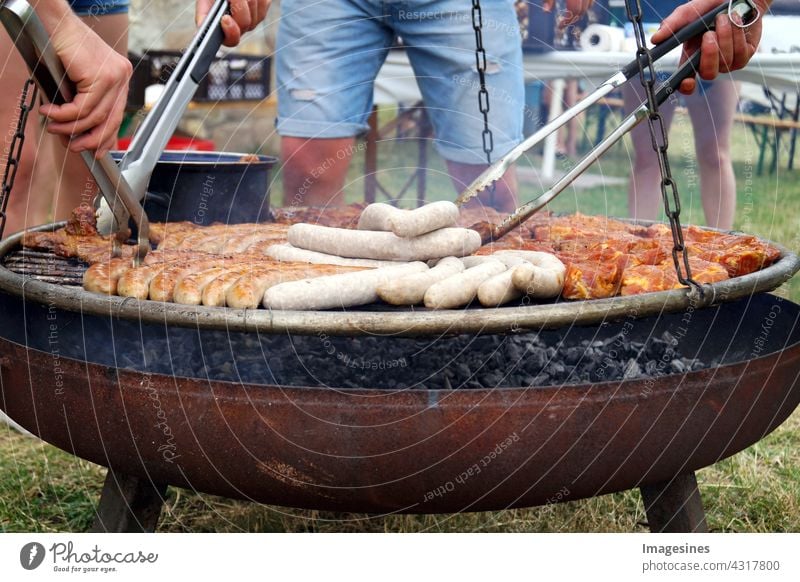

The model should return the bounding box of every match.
[0,227,799,514]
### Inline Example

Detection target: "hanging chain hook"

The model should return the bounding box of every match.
[0,77,38,241]
[471,0,496,207]
[625,0,706,298]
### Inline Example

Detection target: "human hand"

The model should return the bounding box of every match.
[651,0,771,94]
[38,14,132,158]
[542,0,595,29]
[196,0,271,47]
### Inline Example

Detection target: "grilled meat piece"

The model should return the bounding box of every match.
[621,258,728,295]
[63,205,99,237]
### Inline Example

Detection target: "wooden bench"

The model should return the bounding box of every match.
[734,113,800,175]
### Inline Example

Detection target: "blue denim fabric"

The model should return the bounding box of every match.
[276,0,524,164]
[638,0,686,22]
[69,0,129,16]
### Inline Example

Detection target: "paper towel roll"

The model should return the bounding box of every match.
[580,24,625,52]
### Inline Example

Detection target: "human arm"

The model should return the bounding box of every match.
[32,0,132,158]
[542,0,596,29]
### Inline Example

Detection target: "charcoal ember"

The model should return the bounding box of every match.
[506,341,528,362]
[105,317,713,391]
[564,346,584,365]
[690,359,708,371]
[531,374,551,385]
[670,359,687,374]
[623,359,642,379]
[661,331,678,346]
[482,370,505,386]
[546,362,567,378]
[526,347,548,369]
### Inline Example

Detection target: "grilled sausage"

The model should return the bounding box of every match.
[226,264,367,309]
[264,262,428,310]
[376,256,464,305]
[202,266,272,307]
[117,262,177,300]
[424,260,506,309]
[265,243,404,268]
[499,251,566,298]
[149,259,224,302]
[288,224,481,261]
[477,268,522,307]
[357,201,460,238]
[173,266,234,305]
[83,257,134,295]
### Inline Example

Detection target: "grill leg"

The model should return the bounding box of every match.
[640,472,708,533]
[90,469,167,533]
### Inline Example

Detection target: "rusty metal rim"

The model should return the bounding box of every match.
[0,222,798,337]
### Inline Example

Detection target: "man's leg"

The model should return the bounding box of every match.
[281,137,355,207]
[394,0,524,211]
[623,80,677,221]
[50,13,128,223]
[685,81,738,230]
[276,0,391,206]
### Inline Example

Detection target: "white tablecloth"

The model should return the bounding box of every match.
[375,50,800,105]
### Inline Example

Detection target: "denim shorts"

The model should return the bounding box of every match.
[276,0,524,164]
[69,0,129,16]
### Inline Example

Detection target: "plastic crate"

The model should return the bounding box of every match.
[126,52,150,111]
[145,51,271,103]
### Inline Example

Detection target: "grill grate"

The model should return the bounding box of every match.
[2,249,88,286]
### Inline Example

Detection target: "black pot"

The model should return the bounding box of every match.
[114,151,277,225]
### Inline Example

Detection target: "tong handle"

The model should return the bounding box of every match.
[190,11,226,84]
[117,0,228,200]
[621,0,757,79]
[0,0,69,105]
[486,50,704,245]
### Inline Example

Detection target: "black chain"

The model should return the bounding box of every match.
[0,78,38,240]
[625,0,700,291]
[472,0,496,205]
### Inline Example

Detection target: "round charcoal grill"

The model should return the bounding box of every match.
[1,225,799,533]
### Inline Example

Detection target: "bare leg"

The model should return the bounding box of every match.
[281,136,354,206]
[50,14,129,223]
[623,81,677,221]
[557,80,579,157]
[281,138,518,211]
[685,81,738,230]
[447,161,518,213]
[0,33,53,234]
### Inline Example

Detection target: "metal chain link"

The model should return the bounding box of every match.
[472,0,496,205]
[0,78,38,240]
[625,0,700,291]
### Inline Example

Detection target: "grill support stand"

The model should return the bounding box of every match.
[640,472,709,533]
[91,469,167,533]
[86,468,708,532]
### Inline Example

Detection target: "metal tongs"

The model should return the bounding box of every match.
[0,0,229,265]
[456,0,760,244]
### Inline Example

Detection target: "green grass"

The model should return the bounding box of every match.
[2,108,800,532]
